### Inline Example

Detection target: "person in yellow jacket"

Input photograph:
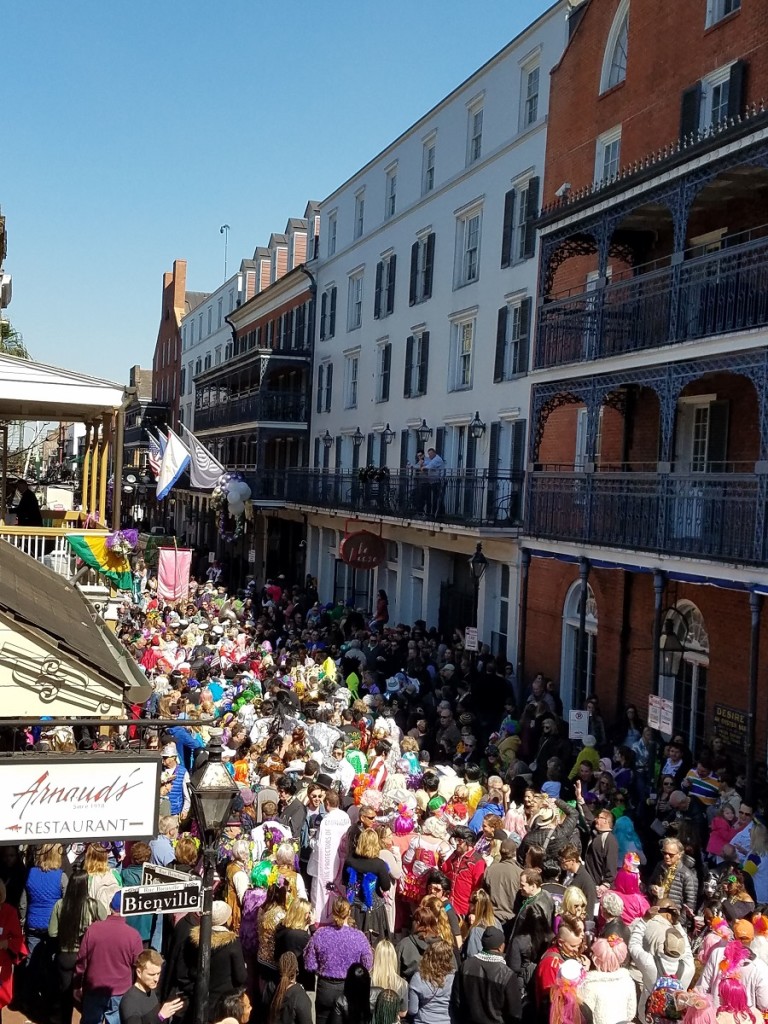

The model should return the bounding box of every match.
[568,735,601,780]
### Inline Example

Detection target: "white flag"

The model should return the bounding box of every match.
[156,428,191,501]
[180,423,225,490]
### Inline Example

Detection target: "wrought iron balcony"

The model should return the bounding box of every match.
[536,230,768,368]
[247,467,524,527]
[194,391,308,432]
[526,468,767,566]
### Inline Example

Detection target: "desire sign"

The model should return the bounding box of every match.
[0,756,161,844]
[339,531,386,570]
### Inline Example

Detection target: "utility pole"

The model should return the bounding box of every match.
[220,224,231,279]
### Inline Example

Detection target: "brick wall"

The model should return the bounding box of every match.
[524,555,768,758]
[545,0,768,206]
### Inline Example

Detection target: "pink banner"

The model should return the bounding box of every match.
[157,547,192,603]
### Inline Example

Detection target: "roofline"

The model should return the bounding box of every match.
[0,352,126,392]
[320,0,567,208]
[227,264,312,326]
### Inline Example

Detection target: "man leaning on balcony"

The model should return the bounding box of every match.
[15,480,43,528]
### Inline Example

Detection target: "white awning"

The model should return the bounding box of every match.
[0,353,128,421]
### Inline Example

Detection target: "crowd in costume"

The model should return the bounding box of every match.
[1,569,768,1024]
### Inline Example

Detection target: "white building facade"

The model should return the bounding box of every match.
[292,4,567,656]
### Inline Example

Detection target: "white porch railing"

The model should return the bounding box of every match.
[0,527,111,582]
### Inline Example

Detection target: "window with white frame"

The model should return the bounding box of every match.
[467,103,483,164]
[374,253,396,319]
[422,139,436,194]
[215,345,222,365]
[228,288,235,312]
[354,192,365,240]
[595,126,622,183]
[706,0,739,27]
[456,208,482,287]
[404,331,430,398]
[514,180,534,261]
[600,0,629,93]
[410,232,435,304]
[207,307,212,335]
[700,65,732,128]
[347,272,363,330]
[449,318,475,391]
[344,352,360,409]
[385,167,397,219]
[198,313,203,339]
[522,64,540,127]
[217,298,223,328]
[327,212,337,256]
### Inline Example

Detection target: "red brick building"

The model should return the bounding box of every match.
[520,0,768,782]
[151,259,208,429]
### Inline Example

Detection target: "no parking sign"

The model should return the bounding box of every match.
[569,709,588,740]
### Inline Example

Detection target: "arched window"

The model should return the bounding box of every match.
[560,581,598,713]
[663,600,709,752]
[600,0,629,94]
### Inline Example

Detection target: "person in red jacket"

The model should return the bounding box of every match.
[442,826,487,918]
[535,915,589,1016]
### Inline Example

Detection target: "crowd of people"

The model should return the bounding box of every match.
[2,568,768,1024]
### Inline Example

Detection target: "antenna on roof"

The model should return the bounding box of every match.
[220,225,231,279]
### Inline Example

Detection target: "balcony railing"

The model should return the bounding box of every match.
[247,468,524,527]
[526,469,766,565]
[0,527,110,581]
[194,392,308,432]
[536,232,768,368]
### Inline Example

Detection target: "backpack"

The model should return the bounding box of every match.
[645,957,685,1024]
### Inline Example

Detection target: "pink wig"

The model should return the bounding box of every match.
[717,976,757,1022]
[697,932,726,964]
[680,993,718,1024]
[591,937,626,973]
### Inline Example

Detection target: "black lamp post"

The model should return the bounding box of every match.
[469,411,486,440]
[382,424,395,445]
[352,427,365,448]
[322,429,333,449]
[468,542,488,630]
[190,728,239,1024]
[416,419,433,447]
[659,618,684,679]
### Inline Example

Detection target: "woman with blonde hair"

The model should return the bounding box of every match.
[407,939,456,1024]
[83,843,120,912]
[463,889,498,957]
[369,939,407,1016]
[23,842,66,952]
[561,885,589,924]
[274,898,314,989]
[419,896,456,949]
[344,828,391,942]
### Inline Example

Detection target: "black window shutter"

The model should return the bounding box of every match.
[680,83,702,139]
[404,335,414,398]
[435,426,445,458]
[307,297,315,344]
[418,332,430,396]
[707,400,729,471]
[325,363,333,412]
[511,419,527,475]
[728,60,748,118]
[323,443,330,469]
[378,433,387,466]
[295,303,305,347]
[382,343,391,401]
[522,178,539,260]
[335,436,342,469]
[494,306,508,383]
[320,291,327,340]
[386,254,397,315]
[516,297,532,375]
[316,365,324,414]
[409,242,419,305]
[400,429,409,467]
[424,233,435,299]
[466,433,477,471]
[285,308,294,347]
[374,261,383,319]
[366,432,375,466]
[314,436,321,468]
[329,287,337,336]
[352,440,360,470]
[501,189,516,269]
[488,421,501,476]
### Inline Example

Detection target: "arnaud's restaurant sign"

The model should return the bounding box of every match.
[0,756,161,844]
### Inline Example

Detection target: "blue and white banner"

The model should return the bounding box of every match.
[156,428,190,501]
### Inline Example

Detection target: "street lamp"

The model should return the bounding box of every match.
[416,419,433,446]
[382,424,395,445]
[659,618,684,678]
[322,429,334,449]
[469,411,486,440]
[190,728,239,1024]
[352,427,365,448]
[468,542,488,630]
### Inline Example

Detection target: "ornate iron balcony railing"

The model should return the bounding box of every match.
[194,391,308,431]
[247,468,525,528]
[536,232,768,368]
[525,469,767,565]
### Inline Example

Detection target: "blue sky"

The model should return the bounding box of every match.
[2,0,555,383]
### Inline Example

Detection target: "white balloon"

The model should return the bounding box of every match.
[228,500,245,516]
[238,482,252,501]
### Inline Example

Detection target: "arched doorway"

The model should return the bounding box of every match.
[561,581,598,713]
[664,600,709,752]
